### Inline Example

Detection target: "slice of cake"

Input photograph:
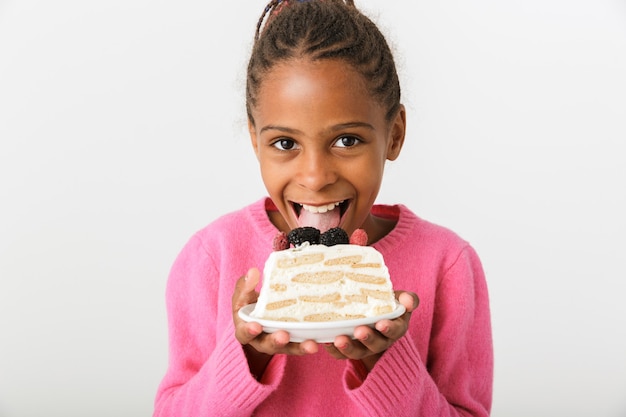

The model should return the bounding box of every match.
[250,227,397,322]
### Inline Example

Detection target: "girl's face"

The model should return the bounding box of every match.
[249,58,405,242]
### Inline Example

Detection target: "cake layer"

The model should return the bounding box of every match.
[250,243,396,322]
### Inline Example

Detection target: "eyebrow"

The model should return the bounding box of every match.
[259,125,301,135]
[259,122,375,135]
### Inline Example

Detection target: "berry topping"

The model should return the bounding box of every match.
[349,229,368,246]
[320,227,349,246]
[287,227,321,246]
[272,231,289,251]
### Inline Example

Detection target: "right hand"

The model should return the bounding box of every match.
[232,268,319,357]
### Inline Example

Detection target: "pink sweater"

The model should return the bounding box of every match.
[153,198,493,417]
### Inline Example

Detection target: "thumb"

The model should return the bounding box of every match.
[398,291,419,314]
[243,267,260,292]
[233,268,261,311]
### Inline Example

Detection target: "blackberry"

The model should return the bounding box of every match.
[320,227,349,246]
[287,227,321,246]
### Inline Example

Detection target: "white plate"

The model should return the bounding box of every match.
[238,303,406,343]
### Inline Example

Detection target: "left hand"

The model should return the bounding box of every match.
[323,290,419,371]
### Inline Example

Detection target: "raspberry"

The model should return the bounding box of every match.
[349,229,368,246]
[320,227,349,246]
[272,231,289,251]
[287,227,321,246]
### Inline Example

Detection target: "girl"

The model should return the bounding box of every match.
[153,1,493,416]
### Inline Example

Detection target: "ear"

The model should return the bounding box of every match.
[248,118,260,159]
[386,104,406,161]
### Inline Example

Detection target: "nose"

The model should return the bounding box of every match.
[295,149,338,191]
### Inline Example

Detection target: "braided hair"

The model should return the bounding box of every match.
[246,0,401,124]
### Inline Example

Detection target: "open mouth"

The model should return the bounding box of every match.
[291,200,350,232]
[292,200,349,216]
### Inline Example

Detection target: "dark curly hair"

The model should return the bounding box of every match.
[246,0,401,124]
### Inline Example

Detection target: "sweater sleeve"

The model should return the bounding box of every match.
[343,245,493,417]
[153,234,285,417]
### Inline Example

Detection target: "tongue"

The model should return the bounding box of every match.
[297,208,340,233]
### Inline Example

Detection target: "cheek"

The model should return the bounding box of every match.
[352,158,385,189]
[259,160,287,192]
[358,174,384,203]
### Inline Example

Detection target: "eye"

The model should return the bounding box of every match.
[333,135,361,148]
[272,138,299,151]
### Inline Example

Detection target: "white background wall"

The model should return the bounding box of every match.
[1,0,625,416]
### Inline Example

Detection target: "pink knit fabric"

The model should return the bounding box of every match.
[153,197,493,416]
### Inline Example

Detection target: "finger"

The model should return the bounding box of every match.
[353,325,390,354]
[271,330,291,347]
[332,335,355,357]
[243,267,260,292]
[254,333,318,356]
[272,335,319,355]
[374,296,416,340]
[235,321,264,345]
[333,333,384,361]
[374,318,405,341]
[322,342,344,359]
[236,327,286,353]
[398,291,419,313]
[233,268,260,311]
[298,339,319,355]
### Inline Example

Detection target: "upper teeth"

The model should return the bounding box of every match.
[301,201,342,214]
